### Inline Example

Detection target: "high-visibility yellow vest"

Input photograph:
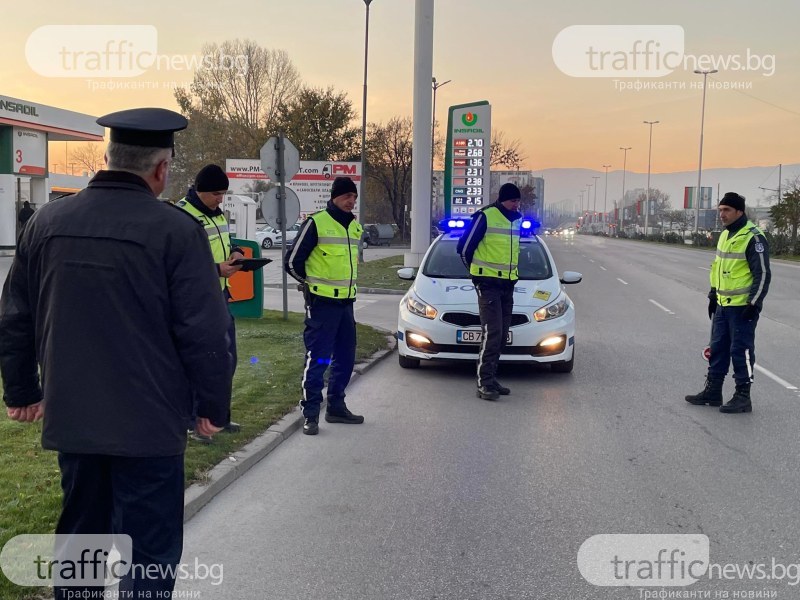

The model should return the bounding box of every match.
[470,206,521,280]
[710,220,763,306]
[177,198,231,290]
[306,210,363,299]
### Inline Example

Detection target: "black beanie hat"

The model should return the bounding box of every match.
[498,183,521,202]
[330,176,358,199]
[195,164,229,192]
[719,192,746,212]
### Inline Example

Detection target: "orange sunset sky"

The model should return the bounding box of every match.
[3,0,799,174]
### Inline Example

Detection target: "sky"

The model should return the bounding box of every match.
[4,0,800,175]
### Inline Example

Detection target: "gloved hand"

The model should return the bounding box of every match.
[742,304,758,321]
[707,295,717,320]
[298,281,313,305]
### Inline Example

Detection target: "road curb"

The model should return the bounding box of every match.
[263,283,406,296]
[183,335,397,523]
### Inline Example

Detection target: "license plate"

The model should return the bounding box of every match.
[457,330,512,344]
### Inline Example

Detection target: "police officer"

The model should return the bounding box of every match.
[686,192,771,413]
[177,164,243,439]
[457,183,523,401]
[285,176,364,435]
[0,108,232,597]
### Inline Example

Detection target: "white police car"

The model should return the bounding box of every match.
[396,220,582,371]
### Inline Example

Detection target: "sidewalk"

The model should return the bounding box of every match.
[183,335,397,522]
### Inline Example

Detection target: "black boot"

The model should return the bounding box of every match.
[490,381,511,396]
[325,406,364,424]
[720,384,752,414]
[303,418,319,435]
[685,377,723,406]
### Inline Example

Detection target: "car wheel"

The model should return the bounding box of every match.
[550,352,574,373]
[362,239,369,249]
[398,354,420,369]
[261,238,273,249]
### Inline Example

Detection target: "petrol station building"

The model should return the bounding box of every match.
[0,94,102,247]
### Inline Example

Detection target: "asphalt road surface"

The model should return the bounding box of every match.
[176,235,800,599]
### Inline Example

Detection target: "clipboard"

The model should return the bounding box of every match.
[231,258,273,272]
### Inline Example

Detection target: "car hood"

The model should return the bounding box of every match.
[411,276,563,309]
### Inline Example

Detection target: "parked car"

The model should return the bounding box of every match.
[254,223,301,249]
[396,227,582,371]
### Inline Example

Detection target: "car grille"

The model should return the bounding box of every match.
[441,312,529,327]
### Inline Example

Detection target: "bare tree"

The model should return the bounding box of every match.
[490,131,527,171]
[69,143,105,174]
[366,117,413,227]
[182,40,302,152]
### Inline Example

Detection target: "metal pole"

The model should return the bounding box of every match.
[592,175,599,227]
[643,121,659,235]
[694,69,717,242]
[620,147,631,232]
[406,0,434,268]
[603,164,611,233]
[430,77,451,237]
[358,0,373,262]
[277,133,289,321]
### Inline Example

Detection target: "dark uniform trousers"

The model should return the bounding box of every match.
[476,279,515,388]
[708,305,758,385]
[54,453,184,599]
[301,297,356,419]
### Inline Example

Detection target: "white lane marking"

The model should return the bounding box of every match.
[589,259,595,263]
[617,278,628,285]
[648,299,675,315]
[755,365,799,391]
[599,266,607,271]
[698,267,710,271]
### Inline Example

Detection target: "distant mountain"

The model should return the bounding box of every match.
[537,164,799,214]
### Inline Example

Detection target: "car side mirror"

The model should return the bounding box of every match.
[560,271,582,284]
[397,267,417,280]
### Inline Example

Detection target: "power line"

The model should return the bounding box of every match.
[709,74,800,118]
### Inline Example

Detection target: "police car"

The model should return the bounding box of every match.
[396,219,582,371]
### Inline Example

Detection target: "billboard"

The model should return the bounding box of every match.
[225,159,361,220]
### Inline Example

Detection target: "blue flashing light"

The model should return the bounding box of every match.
[440,218,467,233]
[521,220,532,230]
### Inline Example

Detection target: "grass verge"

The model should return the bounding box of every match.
[0,309,389,600]
[358,255,412,292]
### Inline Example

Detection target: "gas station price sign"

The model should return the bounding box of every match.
[444,101,491,218]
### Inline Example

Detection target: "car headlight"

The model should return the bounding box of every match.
[406,294,438,319]
[534,295,569,322]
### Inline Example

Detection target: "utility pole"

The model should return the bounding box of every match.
[643,120,659,236]
[693,69,717,242]
[619,147,631,233]
[602,164,611,234]
[592,175,600,229]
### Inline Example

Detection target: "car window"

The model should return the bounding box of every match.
[422,239,553,280]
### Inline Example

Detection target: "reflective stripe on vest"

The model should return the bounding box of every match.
[177,198,231,290]
[305,211,363,299]
[710,221,762,306]
[470,207,521,280]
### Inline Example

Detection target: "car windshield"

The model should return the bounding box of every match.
[422,238,553,280]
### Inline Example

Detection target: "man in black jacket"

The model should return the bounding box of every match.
[285,177,365,435]
[457,183,523,400]
[0,108,231,598]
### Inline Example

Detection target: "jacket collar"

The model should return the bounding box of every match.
[185,186,223,217]
[326,199,356,228]
[726,213,748,235]
[88,170,155,195]
[492,199,523,222]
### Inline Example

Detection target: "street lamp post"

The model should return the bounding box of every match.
[431,76,451,231]
[359,0,374,226]
[602,164,611,233]
[643,120,659,236]
[592,175,599,229]
[693,69,717,241]
[585,182,593,230]
[619,147,631,233]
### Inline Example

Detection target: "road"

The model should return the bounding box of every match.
[174,235,800,599]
